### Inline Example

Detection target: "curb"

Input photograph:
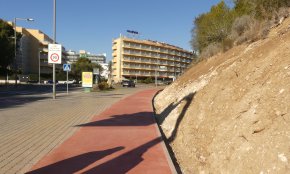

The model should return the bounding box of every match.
[152,90,182,174]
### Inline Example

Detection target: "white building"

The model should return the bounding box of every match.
[66,50,106,64]
[100,63,109,79]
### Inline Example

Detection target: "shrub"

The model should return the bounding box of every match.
[260,21,271,39]
[270,7,290,26]
[98,81,109,90]
[229,15,270,45]
[143,77,153,84]
[232,15,253,36]
[278,7,289,18]
[28,74,38,81]
[200,43,222,59]
[222,38,234,52]
[191,1,290,60]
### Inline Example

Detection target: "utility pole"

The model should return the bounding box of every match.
[52,0,56,99]
[38,49,40,84]
[14,18,17,85]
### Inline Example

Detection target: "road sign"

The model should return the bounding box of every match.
[63,64,71,71]
[48,44,62,64]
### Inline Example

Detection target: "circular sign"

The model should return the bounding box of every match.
[50,53,59,62]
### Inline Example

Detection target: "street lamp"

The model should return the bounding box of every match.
[155,60,159,87]
[14,17,34,84]
[38,48,45,84]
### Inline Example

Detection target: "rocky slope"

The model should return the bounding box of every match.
[154,17,290,174]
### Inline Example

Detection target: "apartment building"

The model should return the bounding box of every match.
[66,50,79,64]
[112,35,195,83]
[66,50,106,64]
[99,63,109,79]
[79,50,106,64]
[14,26,66,75]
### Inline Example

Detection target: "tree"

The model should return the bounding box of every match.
[191,0,290,59]
[233,0,290,19]
[108,60,112,73]
[192,1,234,53]
[233,0,256,16]
[0,19,23,78]
[0,19,15,73]
[71,58,103,82]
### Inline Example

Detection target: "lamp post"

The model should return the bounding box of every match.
[52,0,56,99]
[14,17,34,84]
[38,49,41,84]
[38,49,40,84]
[135,74,137,84]
[155,60,159,87]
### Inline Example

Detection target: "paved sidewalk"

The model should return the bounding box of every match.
[0,86,151,174]
[27,89,175,174]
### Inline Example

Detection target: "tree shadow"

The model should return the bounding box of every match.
[0,84,82,109]
[83,137,162,174]
[0,84,81,97]
[76,112,155,127]
[155,92,196,127]
[0,96,50,109]
[152,92,196,173]
[26,146,124,174]
[167,93,195,143]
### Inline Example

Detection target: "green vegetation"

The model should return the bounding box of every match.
[97,81,110,90]
[0,19,23,79]
[0,19,15,76]
[192,1,234,52]
[71,58,102,82]
[142,77,154,84]
[191,0,290,59]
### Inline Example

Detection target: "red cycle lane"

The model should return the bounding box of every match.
[27,89,175,174]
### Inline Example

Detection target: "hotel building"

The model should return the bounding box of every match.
[112,35,195,83]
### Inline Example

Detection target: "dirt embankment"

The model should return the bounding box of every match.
[154,17,290,174]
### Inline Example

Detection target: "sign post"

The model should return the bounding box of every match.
[93,68,99,84]
[63,64,71,94]
[48,44,62,99]
[48,44,62,64]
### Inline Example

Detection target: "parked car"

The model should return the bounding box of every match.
[164,80,172,85]
[63,79,76,84]
[122,80,135,87]
[47,80,58,84]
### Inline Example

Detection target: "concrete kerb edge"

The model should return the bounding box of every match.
[152,89,180,174]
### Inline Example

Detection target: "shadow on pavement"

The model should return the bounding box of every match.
[26,146,124,174]
[76,112,155,127]
[83,137,162,174]
[0,96,50,109]
[0,84,81,97]
[0,85,82,109]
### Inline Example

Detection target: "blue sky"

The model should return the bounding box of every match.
[0,0,224,61]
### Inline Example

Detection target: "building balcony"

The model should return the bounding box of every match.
[112,52,117,57]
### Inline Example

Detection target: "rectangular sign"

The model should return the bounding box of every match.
[82,72,93,87]
[48,44,62,64]
[63,64,71,71]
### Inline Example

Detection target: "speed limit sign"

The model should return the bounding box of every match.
[48,44,62,64]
